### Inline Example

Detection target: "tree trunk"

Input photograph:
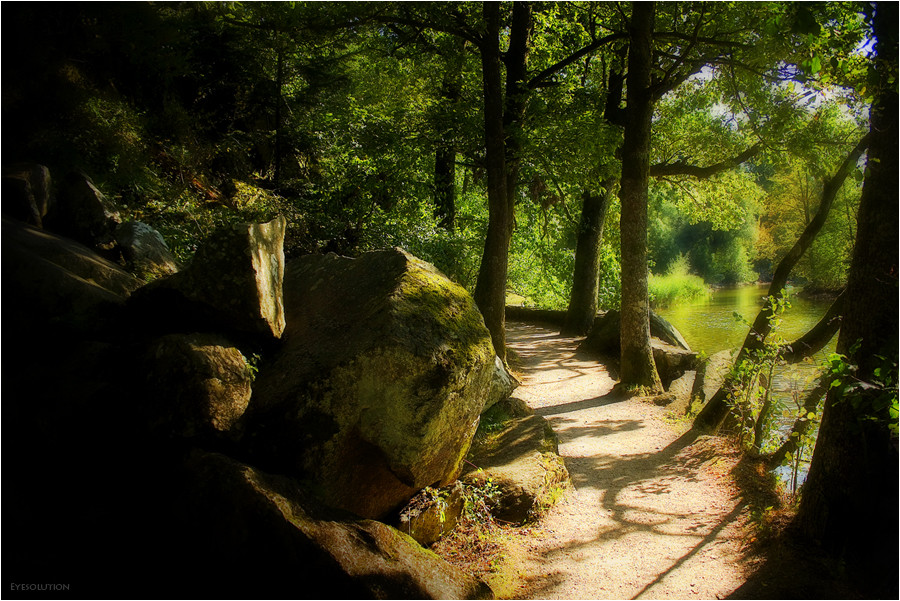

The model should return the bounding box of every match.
[473,1,531,361]
[502,1,532,211]
[273,45,284,186]
[796,3,898,591]
[434,42,464,230]
[618,1,663,393]
[562,182,613,336]
[473,2,510,361]
[434,146,457,230]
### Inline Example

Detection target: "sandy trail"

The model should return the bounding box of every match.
[505,321,750,600]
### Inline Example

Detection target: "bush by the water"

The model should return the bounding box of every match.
[650,255,709,308]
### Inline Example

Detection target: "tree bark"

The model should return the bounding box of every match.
[618,1,663,393]
[562,182,613,336]
[796,3,898,590]
[434,42,464,230]
[779,290,845,363]
[434,146,457,230]
[473,1,531,361]
[473,2,510,361]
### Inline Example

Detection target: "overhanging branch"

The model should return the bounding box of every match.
[650,142,762,178]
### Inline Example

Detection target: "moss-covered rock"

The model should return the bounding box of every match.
[248,248,496,519]
[463,397,571,525]
[142,333,252,439]
[133,216,286,339]
[181,451,494,599]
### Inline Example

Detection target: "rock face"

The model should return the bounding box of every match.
[45,172,121,249]
[485,355,520,412]
[2,163,52,228]
[398,482,467,547]
[115,220,179,280]
[667,370,698,415]
[2,217,141,334]
[134,216,286,339]
[691,349,736,408]
[463,397,571,525]
[182,451,493,600]
[248,248,496,519]
[651,340,698,389]
[143,334,252,439]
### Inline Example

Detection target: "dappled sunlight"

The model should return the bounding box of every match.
[507,322,748,600]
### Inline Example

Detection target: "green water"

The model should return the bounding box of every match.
[656,284,837,489]
[655,284,837,358]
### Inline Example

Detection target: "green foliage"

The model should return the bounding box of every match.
[648,255,710,308]
[826,342,899,435]
[460,471,502,529]
[726,293,795,451]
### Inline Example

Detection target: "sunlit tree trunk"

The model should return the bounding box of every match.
[474,1,531,361]
[618,1,663,393]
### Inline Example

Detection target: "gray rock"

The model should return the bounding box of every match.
[248,248,495,519]
[2,163,52,228]
[484,355,520,412]
[398,482,466,547]
[691,349,736,410]
[45,172,121,248]
[135,216,286,339]
[667,370,697,415]
[651,339,698,389]
[463,397,571,525]
[580,309,690,355]
[183,451,494,599]
[143,334,252,439]
[115,221,179,280]
[2,217,140,334]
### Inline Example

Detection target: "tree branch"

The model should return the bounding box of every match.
[527,32,627,90]
[779,290,845,363]
[650,142,762,178]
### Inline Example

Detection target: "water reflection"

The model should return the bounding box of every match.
[655,284,838,490]
[655,284,836,356]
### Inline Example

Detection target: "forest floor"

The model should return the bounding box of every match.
[439,321,868,600]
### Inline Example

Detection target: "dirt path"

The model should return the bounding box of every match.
[505,322,751,600]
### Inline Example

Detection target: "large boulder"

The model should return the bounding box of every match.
[2,163,52,228]
[142,334,253,439]
[651,339,699,389]
[181,451,493,599]
[115,220,179,280]
[463,397,571,525]
[247,248,496,519]
[2,217,141,335]
[133,216,286,339]
[44,172,121,249]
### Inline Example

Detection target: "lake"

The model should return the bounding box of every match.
[655,284,837,357]
[656,284,838,489]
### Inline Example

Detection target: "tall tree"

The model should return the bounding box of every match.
[618,1,663,392]
[796,2,898,591]
[472,1,514,360]
[562,181,614,336]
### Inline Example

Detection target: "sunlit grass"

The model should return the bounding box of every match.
[650,254,710,308]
